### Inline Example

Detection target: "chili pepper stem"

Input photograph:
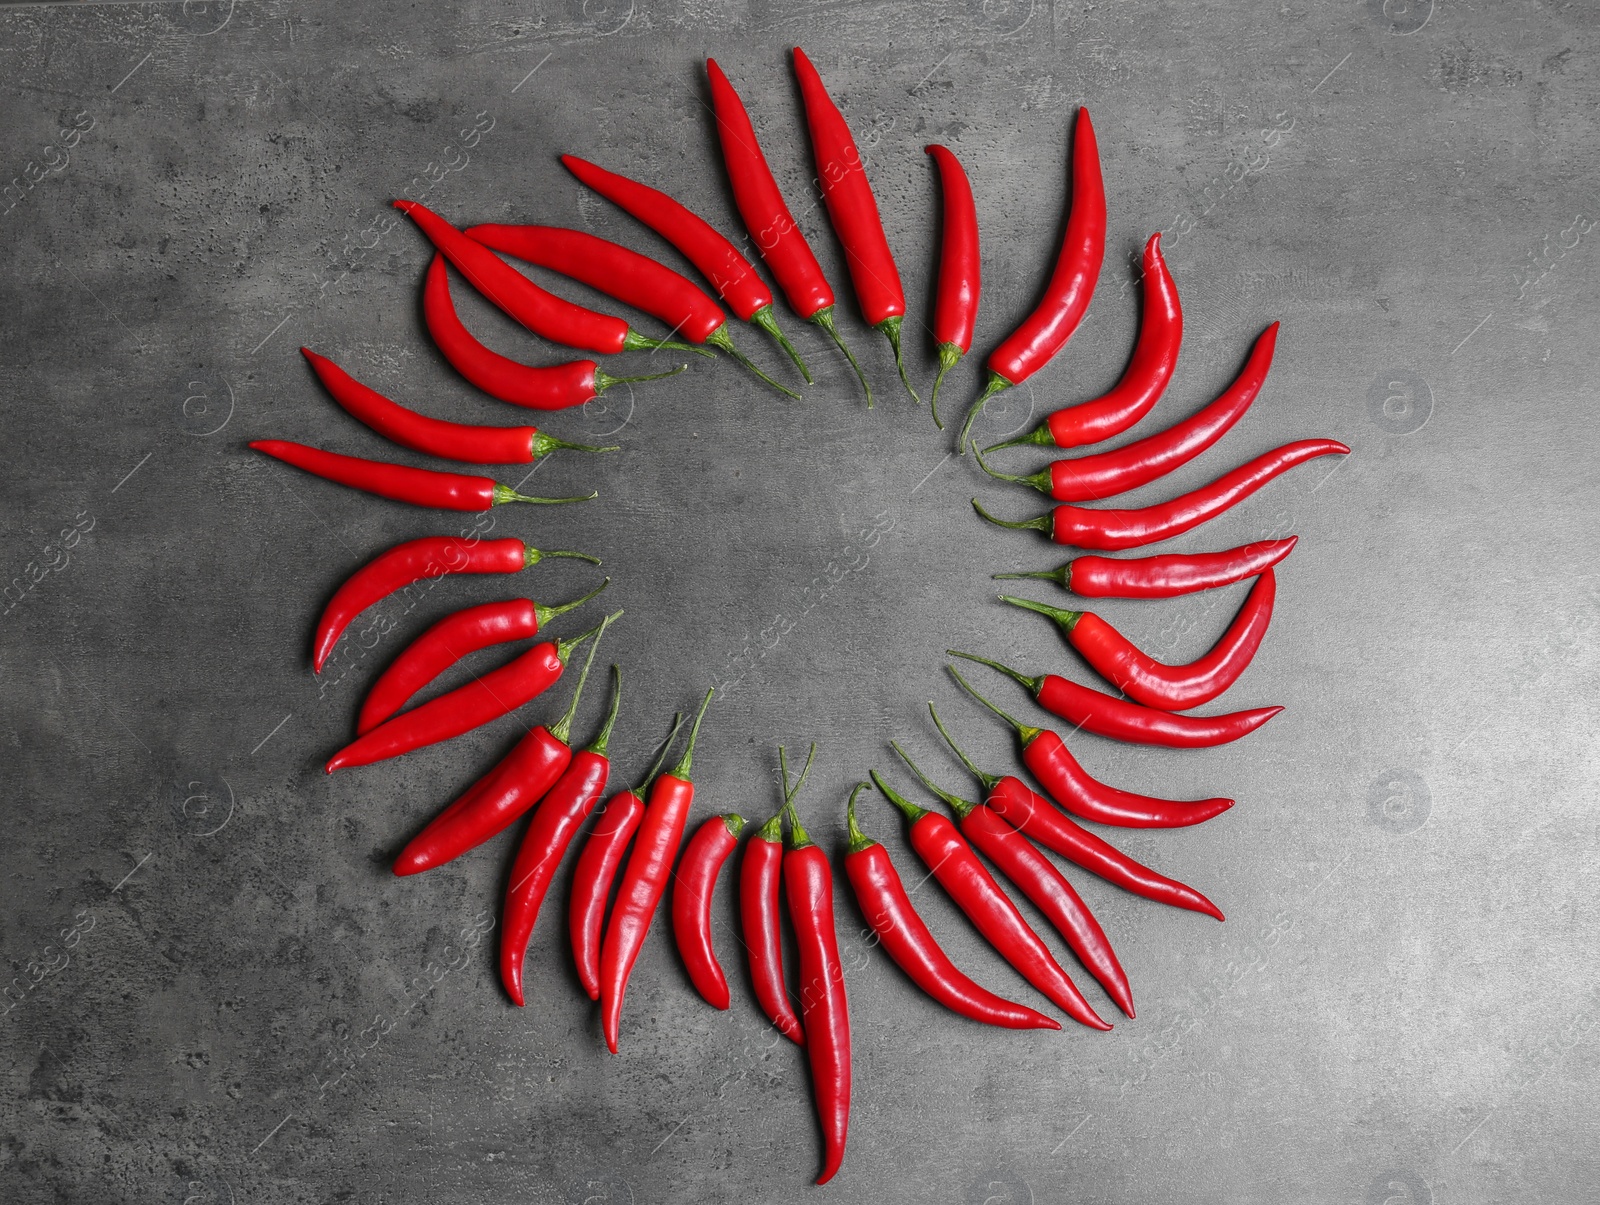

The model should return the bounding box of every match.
[876,316,921,405]
[668,687,714,779]
[972,497,1050,533]
[890,740,977,818]
[750,304,813,383]
[632,712,687,796]
[809,307,873,408]
[973,443,1050,493]
[621,329,716,358]
[926,703,1002,792]
[982,423,1054,453]
[593,363,690,394]
[958,371,1013,453]
[869,770,928,823]
[492,485,599,506]
[844,782,875,854]
[525,546,603,567]
[992,566,1070,586]
[588,665,623,757]
[946,665,1043,744]
[928,343,962,430]
[998,593,1083,632]
[530,432,623,458]
[533,577,611,627]
[947,649,1044,695]
[706,325,803,400]
[549,611,619,746]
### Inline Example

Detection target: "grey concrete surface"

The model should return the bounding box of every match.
[2,1,1597,1201]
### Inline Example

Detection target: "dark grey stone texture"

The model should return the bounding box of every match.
[2,1,1596,1201]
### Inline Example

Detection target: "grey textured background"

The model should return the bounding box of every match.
[2,1,1597,1201]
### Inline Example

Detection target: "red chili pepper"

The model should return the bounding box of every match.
[843,783,1059,1031]
[600,688,713,1053]
[560,153,812,381]
[311,536,599,674]
[893,734,1135,1019]
[390,614,615,875]
[356,580,609,735]
[423,256,687,410]
[869,771,1110,1031]
[500,663,622,1005]
[985,233,1181,452]
[326,613,619,773]
[706,57,873,405]
[671,811,747,1010]
[1000,569,1276,711]
[978,323,1279,501]
[466,223,797,399]
[569,712,686,1001]
[946,666,1232,828]
[783,785,851,1185]
[924,143,980,429]
[949,650,1280,749]
[792,46,916,406]
[995,536,1297,599]
[959,108,1106,450]
[249,440,595,512]
[740,743,814,1046]
[395,199,701,357]
[301,347,619,464]
[973,438,1351,550]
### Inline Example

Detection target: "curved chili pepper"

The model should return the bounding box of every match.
[783,787,851,1185]
[973,438,1350,550]
[1000,570,1276,711]
[925,143,980,429]
[986,232,1181,452]
[949,650,1280,748]
[326,614,618,773]
[740,743,814,1045]
[869,771,1110,1031]
[560,153,812,381]
[466,223,797,399]
[500,662,622,1005]
[249,440,595,512]
[356,580,609,735]
[312,536,599,674]
[792,46,916,405]
[301,347,619,464]
[893,735,1135,1019]
[995,536,1297,599]
[569,713,686,1001]
[978,323,1279,501]
[423,256,687,410]
[395,199,700,357]
[600,688,713,1053]
[946,666,1232,828]
[391,614,615,875]
[706,57,872,405]
[959,108,1106,450]
[843,783,1059,1031]
[672,811,747,1010]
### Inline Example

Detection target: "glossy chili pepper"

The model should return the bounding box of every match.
[249,440,595,512]
[391,614,615,875]
[978,323,1279,501]
[973,439,1351,550]
[959,108,1105,450]
[869,771,1110,1031]
[783,788,851,1185]
[326,613,618,773]
[792,46,916,405]
[1001,570,1276,711]
[672,811,747,1010]
[893,735,1134,1019]
[560,153,812,381]
[312,536,599,674]
[569,713,686,1001]
[423,256,687,410]
[301,347,619,465]
[985,233,1181,452]
[948,649,1280,748]
[356,580,609,735]
[995,536,1297,599]
[925,143,980,429]
[843,783,1058,1031]
[740,743,815,1046]
[466,223,795,399]
[600,688,713,1053]
[396,199,700,357]
[706,57,873,405]
[500,662,622,1005]
[946,666,1231,828]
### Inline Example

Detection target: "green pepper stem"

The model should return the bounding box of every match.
[530,431,623,458]
[783,797,813,850]
[998,593,1083,632]
[926,703,1001,792]
[550,610,619,746]
[946,665,1042,745]
[780,741,817,807]
[750,305,812,384]
[667,687,714,781]
[945,648,1043,695]
[845,782,876,854]
[493,485,599,506]
[992,565,1072,588]
[594,363,689,394]
[982,423,1054,453]
[534,577,610,628]
[586,664,623,757]
[890,739,976,819]
[957,370,1013,453]
[973,443,1051,494]
[621,329,716,358]
[721,812,747,838]
[706,325,802,400]
[929,343,963,430]
[877,316,921,405]
[869,769,928,823]
[631,711,686,797]
[971,497,1050,533]
[525,546,602,567]
[810,307,873,408]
